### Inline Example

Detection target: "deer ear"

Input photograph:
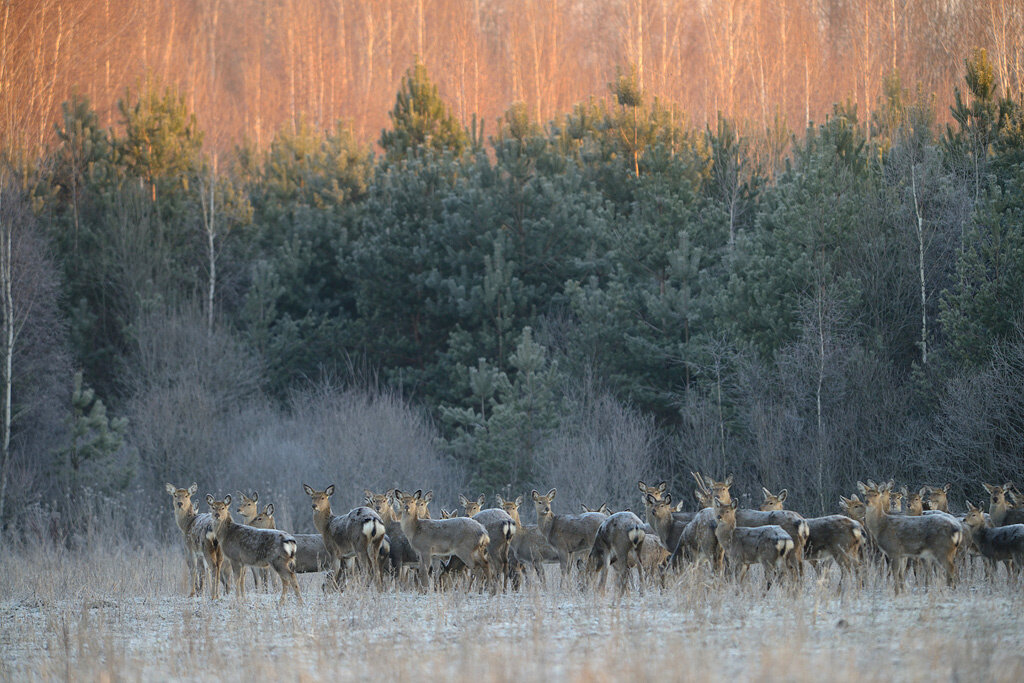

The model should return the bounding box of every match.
[325,484,335,496]
[477,494,485,506]
[943,483,951,493]
[730,499,738,510]
[674,501,685,512]
[779,490,788,502]
[303,484,314,496]
[532,490,541,501]
[725,475,733,487]
[188,483,198,495]
[206,494,215,505]
[857,481,868,494]
[364,490,373,502]
[657,482,667,494]
[459,495,469,506]
[265,503,274,516]
[165,483,176,495]
[693,490,703,503]
[638,481,646,491]
[983,483,995,493]
[515,495,522,507]
[645,493,656,506]
[547,488,557,500]
[224,494,232,506]
[424,491,434,503]
[252,491,259,502]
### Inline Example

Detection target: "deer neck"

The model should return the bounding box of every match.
[313,505,334,536]
[990,499,1008,526]
[213,511,236,540]
[714,515,735,548]
[536,508,554,537]
[864,501,889,535]
[399,508,420,539]
[378,504,397,526]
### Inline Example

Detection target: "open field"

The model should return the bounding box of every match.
[2,543,1023,682]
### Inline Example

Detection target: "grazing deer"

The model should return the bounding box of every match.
[963,501,1024,581]
[165,482,227,598]
[303,484,386,590]
[531,488,605,580]
[857,480,962,593]
[395,489,491,591]
[205,495,301,604]
[983,483,1024,526]
[237,492,272,591]
[713,498,793,591]
[709,478,808,577]
[498,494,559,585]
[586,511,646,596]
[760,488,862,590]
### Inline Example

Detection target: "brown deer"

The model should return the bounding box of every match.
[586,511,646,596]
[364,489,420,583]
[983,483,1024,526]
[205,495,301,604]
[857,480,962,593]
[303,484,387,590]
[395,489,491,591]
[246,502,336,579]
[531,488,605,580]
[923,484,951,512]
[645,493,693,568]
[448,494,517,591]
[761,487,863,590]
[165,482,227,598]
[713,498,793,591]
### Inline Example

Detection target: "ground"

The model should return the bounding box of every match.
[1,545,1022,681]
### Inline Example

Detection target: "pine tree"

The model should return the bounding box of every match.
[379,59,468,162]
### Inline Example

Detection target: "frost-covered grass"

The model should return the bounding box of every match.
[2,544,1023,682]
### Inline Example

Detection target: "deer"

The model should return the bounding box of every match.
[245,501,337,579]
[983,483,1024,526]
[236,491,272,591]
[165,482,227,598]
[644,493,693,568]
[963,501,1024,581]
[531,488,605,581]
[303,484,387,590]
[666,473,722,571]
[364,489,421,584]
[581,503,612,515]
[394,489,491,591]
[586,511,646,596]
[713,498,793,591]
[888,487,905,514]
[857,480,962,593]
[205,495,301,604]
[446,494,517,591]
[706,475,809,578]
[923,484,952,512]
[498,494,559,586]
[903,488,925,516]
[760,487,863,590]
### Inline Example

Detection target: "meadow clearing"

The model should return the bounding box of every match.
[2,540,1023,682]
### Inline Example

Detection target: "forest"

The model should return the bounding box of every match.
[0,1,1023,543]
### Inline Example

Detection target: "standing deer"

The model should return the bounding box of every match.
[394,489,491,591]
[531,488,605,580]
[857,480,962,593]
[713,498,793,591]
[365,489,420,584]
[498,494,559,585]
[205,495,301,604]
[303,484,386,590]
[237,491,271,591]
[447,494,517,591]
[165,482,227,598]
[923,484,952,512]
[245,502,336,579]
[586,511,645,596]
[645,493,694,568]
[963,501,1024,580]
[983,483,1024,526]
[760,488,863,590]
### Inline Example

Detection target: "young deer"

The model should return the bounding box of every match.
[531,488,605,579]
[395,489,490,591]
[963,501,1024,580]
[237,492,272,591]
[983,483,1024,526]
[713,498,793,591]
[303,484,386,589]
[586,511,646,596]
[205,495,301,604]
[761,488,863,590]
[857,480,962,593]
[165,483,227,598]
[498,494,559,585]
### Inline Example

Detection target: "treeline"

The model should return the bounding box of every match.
[3,0,1023,160]
[2,51,1024,542]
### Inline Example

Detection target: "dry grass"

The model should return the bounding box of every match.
[2,544,1024,682]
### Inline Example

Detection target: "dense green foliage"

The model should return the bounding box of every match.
[4,56,1024,531]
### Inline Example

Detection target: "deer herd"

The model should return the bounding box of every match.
[164,474,1024,603]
